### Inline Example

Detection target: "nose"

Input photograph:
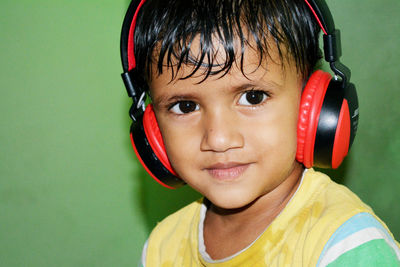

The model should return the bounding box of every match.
[200,108,244,152]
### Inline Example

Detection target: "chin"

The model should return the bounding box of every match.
[206,189,257,211]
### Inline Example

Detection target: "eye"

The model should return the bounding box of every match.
[238,90,268,106]
[169,101,199,114]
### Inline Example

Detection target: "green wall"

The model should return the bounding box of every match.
[0,0,399,265]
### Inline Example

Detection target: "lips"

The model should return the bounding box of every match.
[204,162,251,181]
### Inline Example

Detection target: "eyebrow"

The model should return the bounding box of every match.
[232,80,283,93]
[152,92,199,108]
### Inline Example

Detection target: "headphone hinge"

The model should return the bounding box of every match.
[121,71,138,98]
[121,69,148,121]
[323,29,342,63]
[330,61,351,88]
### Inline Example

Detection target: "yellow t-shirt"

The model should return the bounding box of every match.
[143,169,398,266]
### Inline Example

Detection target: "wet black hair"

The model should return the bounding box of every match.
[133,0,322,83]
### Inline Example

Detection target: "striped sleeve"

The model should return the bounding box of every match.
[317,212,400,267]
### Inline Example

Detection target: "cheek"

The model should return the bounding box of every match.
[161,125,185,159]
[249,105,299,159]
[158,121,199,174]
[250,122,297,159]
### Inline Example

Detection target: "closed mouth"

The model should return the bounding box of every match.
[204,162,251,181]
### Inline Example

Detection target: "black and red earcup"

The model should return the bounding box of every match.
[130,104,184,189]
[297,70,355,169]
[121,0,184,189]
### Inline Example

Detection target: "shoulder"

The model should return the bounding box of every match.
[317,212,400,266]
[290,169,393,265]
[292,169,375,237]
[150,198,203,236]
[142,198,203,266]
[150,199,203,239]
[301,169,373,215]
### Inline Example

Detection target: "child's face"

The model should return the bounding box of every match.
[149,43,303,210]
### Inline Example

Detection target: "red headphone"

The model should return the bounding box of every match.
[120,0,359,189]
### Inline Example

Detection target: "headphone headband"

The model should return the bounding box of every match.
[121,0,347,83]
[120,0,147,72]
[305,0,351,87]
[304,0,334,35]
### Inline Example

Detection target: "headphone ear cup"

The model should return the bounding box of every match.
[330,98,351,168]
[130,104,184,189]
[142,104,176,174]
[297,70,332,168]
[297,70,353,169]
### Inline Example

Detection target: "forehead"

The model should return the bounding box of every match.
[149,37,301,101]
[149,34,296,87]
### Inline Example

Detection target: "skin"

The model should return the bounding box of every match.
[149,41,305,260]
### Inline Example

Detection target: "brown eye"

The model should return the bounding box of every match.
[170,101,199,114]
[238,90,268,106]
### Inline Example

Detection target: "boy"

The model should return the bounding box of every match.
[119,0,400,265]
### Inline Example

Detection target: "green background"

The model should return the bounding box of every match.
[1,0,399,266]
